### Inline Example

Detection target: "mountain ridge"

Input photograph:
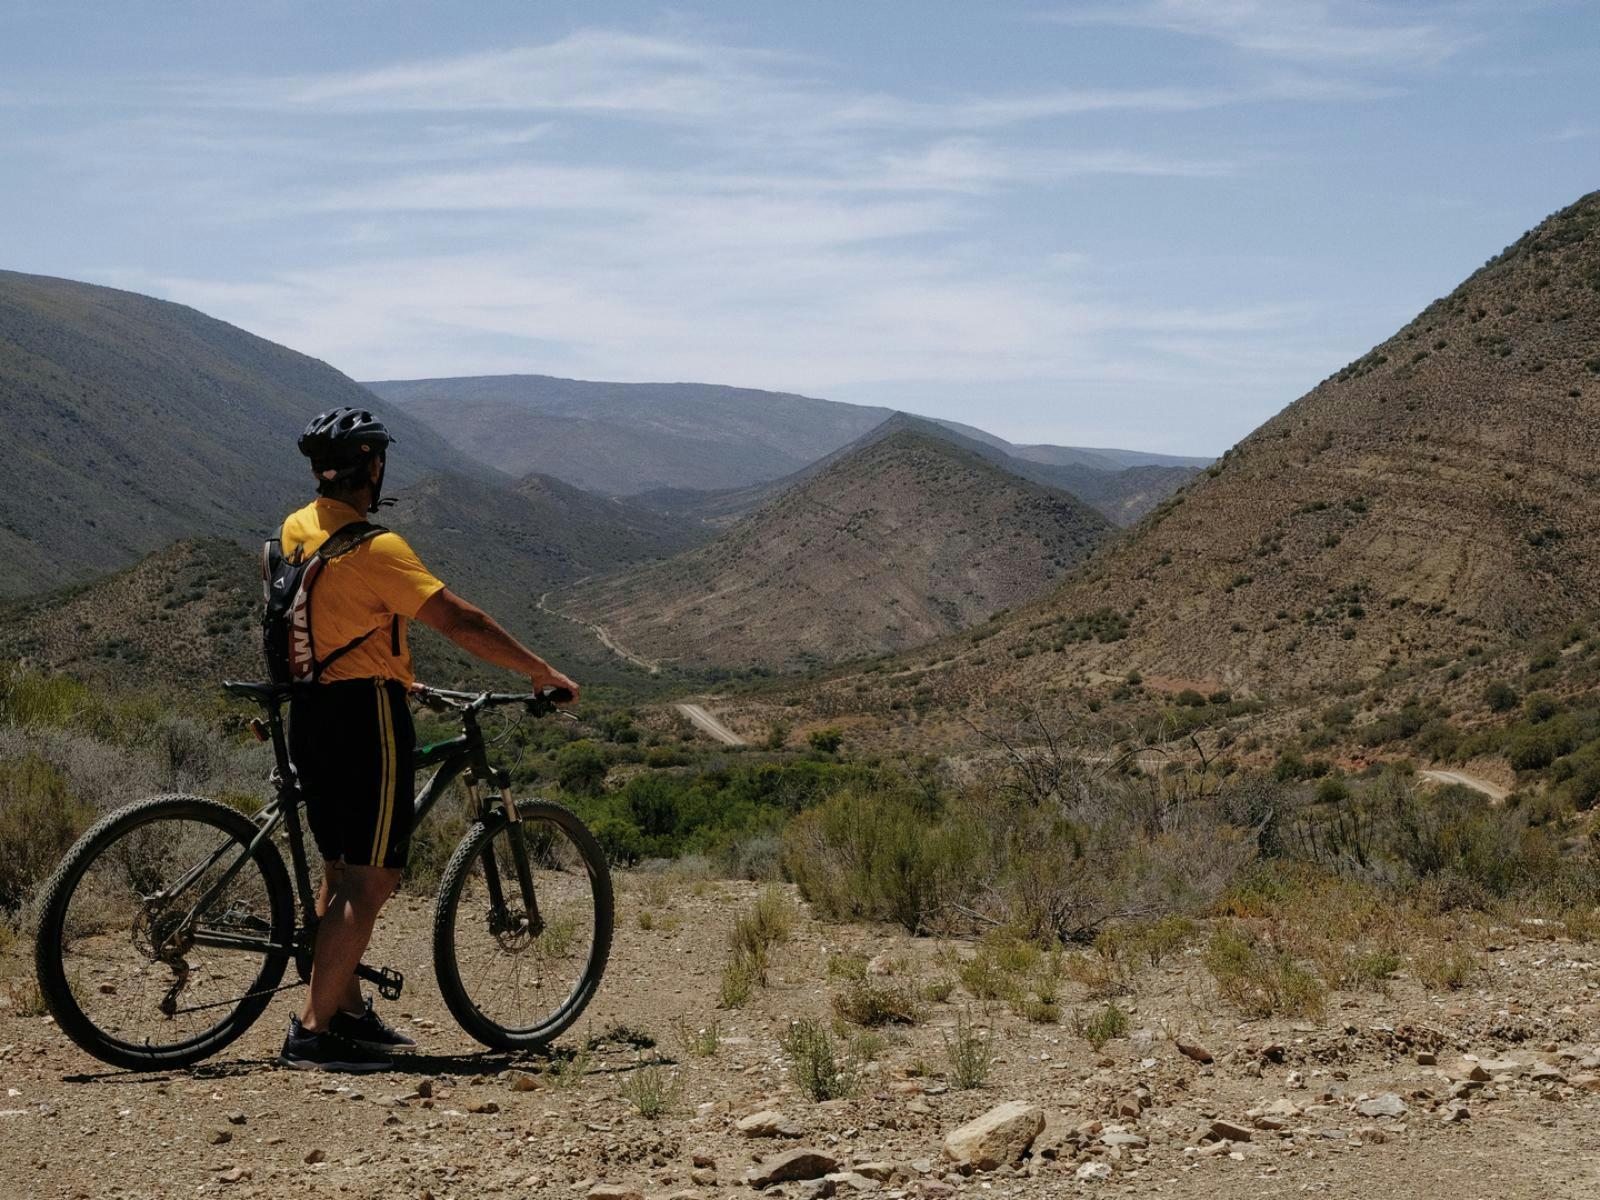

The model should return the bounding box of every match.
[555,426,1113,672]
[802,189,1600,711]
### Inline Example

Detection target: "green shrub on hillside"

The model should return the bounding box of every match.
[0,755,94,909]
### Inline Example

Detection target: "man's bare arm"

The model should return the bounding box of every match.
[416,588,580,702]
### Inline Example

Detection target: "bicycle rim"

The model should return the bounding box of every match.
[433,802,613,1049]
[36,795,293,1069]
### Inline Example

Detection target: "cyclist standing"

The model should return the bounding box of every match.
[277,407,579,1071]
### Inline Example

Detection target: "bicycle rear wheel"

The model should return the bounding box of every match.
[432,801,612,1050]
[34,794,295,1070]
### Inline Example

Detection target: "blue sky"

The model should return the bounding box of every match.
[2,2,1596,454]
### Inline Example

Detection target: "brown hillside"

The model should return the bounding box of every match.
[555,429,1111,672]
[0,271,492,597]
[862,191,1600,700]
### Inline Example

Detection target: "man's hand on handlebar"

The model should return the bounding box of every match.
[534,669,580,705]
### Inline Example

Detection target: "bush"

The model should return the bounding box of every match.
[784,789,981,934]
[0,755,94,910]
[1078,1001,1129,1050]
[1483,680,1519,712]
[1525,692,1561,723]
[556,741,609,797]
[808,728,844,754]
[781,1018,858,1100]
[832,978,922,1027]
[619,1063,681,1118]
[943,1009,994,1090]
[1204,926,1326,1019]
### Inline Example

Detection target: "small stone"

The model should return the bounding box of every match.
[415,1080,433,1098]
[1075,1162,1113,1182]
[1176,1041,1214,1064]
[1354,1093,1407,1119]
[1101,1132,1147,1149]
[1416,1051,1437,1067]
[1209,1120,1253,1143]
[467,1100,500,1114]
[941,1101,1045,1170]
[1478,1058,1524,1075]
[509,1071,540,1093]
[216,1167,250,1184]
[738,1110,804,1138]
[1112,1095,1144,1120]
[207,1129,232,1145]
[690,1167,717,1186]
[225,1111,247,1125]
[1571,1073,1600,1093]
[691,1152,716,1169]
[1447,1061,1491,1083]
[825,1171,879,1193]
[1356,1126,1389,1144]
[304,1149,327,1165]
[1439,1104,1470,1124]
[745,1149,841,1189]
[852,1161,894,1181]
[586,1187,645,1200]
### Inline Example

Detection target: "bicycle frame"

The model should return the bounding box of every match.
[180,686,513,988]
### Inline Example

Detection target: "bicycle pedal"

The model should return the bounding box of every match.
[358,964,405,1001]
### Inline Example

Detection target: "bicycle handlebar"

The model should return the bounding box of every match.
[410,682,574,716]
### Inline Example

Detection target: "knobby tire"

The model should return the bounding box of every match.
[34,794,295,1070]
[432,800,612,1050]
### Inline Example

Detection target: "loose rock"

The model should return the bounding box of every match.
[746,1149,841,1189]
[1176,1041,1215,1064]
[738,1110,804,1138]
[941,1101,1045,1170]
[1354,1093,1407,1119]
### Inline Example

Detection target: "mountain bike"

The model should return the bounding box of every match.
[33,680,613,1071]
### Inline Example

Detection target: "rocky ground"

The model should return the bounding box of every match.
[4,877,1600,1200]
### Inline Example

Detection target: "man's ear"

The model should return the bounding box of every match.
[368,456,384,484]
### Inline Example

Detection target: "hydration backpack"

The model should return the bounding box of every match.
[260,521,390,684]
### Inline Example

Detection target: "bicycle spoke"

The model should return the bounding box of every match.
[49,807,289,1057]
[435,805,610,1045]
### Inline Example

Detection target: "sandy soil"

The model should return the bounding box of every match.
[5,879,1600,1200]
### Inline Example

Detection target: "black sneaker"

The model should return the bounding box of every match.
[279,1016,394,1073]
[329,997,418,1053]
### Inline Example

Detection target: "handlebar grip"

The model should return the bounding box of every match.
[540,686,574,705]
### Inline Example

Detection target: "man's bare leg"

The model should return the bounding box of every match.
[301,861,401,1032]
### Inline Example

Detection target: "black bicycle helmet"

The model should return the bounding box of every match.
[298,407,396,510]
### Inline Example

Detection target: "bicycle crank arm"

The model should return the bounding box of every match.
[356,964,405,1001]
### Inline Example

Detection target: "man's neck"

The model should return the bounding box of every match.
[318,491,371,517]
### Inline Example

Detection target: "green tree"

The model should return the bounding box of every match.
[556,740,609,797]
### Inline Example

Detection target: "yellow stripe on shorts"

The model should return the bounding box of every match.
[371,681,397,864]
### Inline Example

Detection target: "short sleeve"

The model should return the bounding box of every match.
[359,532,447,618]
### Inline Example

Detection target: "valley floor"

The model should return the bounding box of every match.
[4,879,1600,1199]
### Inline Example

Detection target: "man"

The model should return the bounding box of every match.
[277,406,579,1072]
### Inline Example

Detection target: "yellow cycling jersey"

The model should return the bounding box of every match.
[278,497,446,685]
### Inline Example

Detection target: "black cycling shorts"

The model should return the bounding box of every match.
[289,678,415,869]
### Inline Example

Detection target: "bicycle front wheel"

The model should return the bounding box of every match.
[433,801,613,1049]
[34,794,295,1070]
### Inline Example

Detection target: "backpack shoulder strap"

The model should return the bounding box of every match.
[317,521,387,561]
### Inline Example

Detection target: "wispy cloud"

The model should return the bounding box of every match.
[1542,121,1598,142]
[21,21,1409,449]
[1057,1,1474,68]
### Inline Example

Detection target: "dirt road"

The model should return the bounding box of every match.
[537,591,659,674]
[675,703,744,746]
[1419,768,1510,802]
